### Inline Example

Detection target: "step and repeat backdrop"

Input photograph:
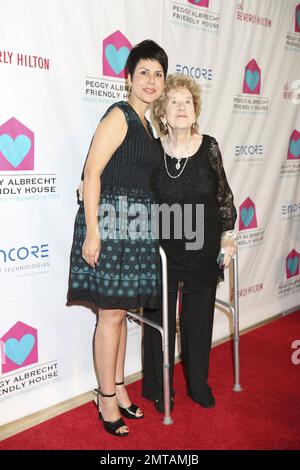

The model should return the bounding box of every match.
[0,0,299,425]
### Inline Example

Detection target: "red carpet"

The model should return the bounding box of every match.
[1,311,300,450]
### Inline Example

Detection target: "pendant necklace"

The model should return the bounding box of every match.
[164,136,192,178]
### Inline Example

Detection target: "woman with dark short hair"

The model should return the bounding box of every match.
[68,40,168,437]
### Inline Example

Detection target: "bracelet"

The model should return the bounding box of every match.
[221,231,236,241]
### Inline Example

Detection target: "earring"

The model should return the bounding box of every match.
[160,120,168,132]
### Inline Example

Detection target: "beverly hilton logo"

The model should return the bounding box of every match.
[85,30,132,103]
[236,1,272,27]
[233,59,268,114]
[0,118,34,171]
[1,321,38,374]
[281,130,300,177]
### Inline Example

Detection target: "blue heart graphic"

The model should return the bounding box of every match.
[241,207,254,227]
[0,134,31,168]
[289,138,300,158]
[297,10,300,28]
[245,70,259,91]
[288,257,299,275]
[105,44,130,75]
[5,334,35,366]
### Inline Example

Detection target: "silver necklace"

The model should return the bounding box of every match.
[164,151,189,178]
[163,136,192,178]
[167,136,192,170]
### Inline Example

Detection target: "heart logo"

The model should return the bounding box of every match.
[245,70,259,91]
[287,256,299,276]
[105,45,130,75]
[4,334,35,366]
[0,133,32,168]
[289,138,300,158]
[241,207,254,227]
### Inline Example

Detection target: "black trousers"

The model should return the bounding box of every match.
[142,285,217,403]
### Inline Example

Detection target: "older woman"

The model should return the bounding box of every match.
[142,74,237,412]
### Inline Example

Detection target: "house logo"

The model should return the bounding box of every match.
[286,249,300,279]
[102,30,132,78]
[1,321,38,374]
[0,118,34,171]
[243,59,261,94]
[188,0,209,7]
[287,130,300,160]
[239,197,258,230]
[295,3,300,33]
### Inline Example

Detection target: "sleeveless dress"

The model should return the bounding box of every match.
[67,101,161,310]
[152,135,237,292]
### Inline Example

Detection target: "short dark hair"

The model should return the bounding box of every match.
[126,40,168,78]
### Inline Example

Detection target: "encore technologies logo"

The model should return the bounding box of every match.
[234,142,264,164]
[85,30,132,102]
[0,242,50,278]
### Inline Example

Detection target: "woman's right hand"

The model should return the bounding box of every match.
[82,233,101,268]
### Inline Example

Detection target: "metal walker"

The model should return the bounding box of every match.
[127,247,242,425]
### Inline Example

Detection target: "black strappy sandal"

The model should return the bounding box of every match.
[115,381,144,420]
[94,388,129,437]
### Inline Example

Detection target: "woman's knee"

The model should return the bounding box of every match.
[99,309,127,326]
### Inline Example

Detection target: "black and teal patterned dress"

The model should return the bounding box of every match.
[67,101,161,310]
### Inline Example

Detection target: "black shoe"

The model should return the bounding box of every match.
[115,381,144,419]
[154,396,174,414]
[94,388,129,437]
[196,391,216,409]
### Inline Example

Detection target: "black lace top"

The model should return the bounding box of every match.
[152,135,237,291]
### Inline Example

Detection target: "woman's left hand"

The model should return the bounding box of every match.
[221,239,236,268]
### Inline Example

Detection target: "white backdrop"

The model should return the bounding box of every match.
[0,0,299,426]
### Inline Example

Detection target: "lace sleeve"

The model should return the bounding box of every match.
[208,136,237,232]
